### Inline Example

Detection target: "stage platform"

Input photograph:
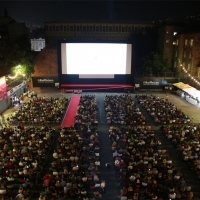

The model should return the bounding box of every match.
[60,84,134,92]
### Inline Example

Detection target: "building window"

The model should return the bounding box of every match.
[64,26,66,31]
[175,50,177,57]
[109,26,112,32]
[128,27,131,32]
[189,52,192,59]
[184,51,186,58]
[122,26,125,32]
[174,61,177,69]
[190,39,194,46]
[67,26,69,31]
[135,27,138,33]
[96,26,99,31]
[102,26,106,32]
[53,25,55,31]
[83,26,86,31]
[56,26,59,31]
[70,26,73,31]
[166,40,169,43]
[90,26,93,32]
[188,63,191,72]
[176,39,179,46]
[49,26,52,31]
[76,26,79,31]
[115,26,118,32]
[60,25,63,31]
[185,39,188,46]
[166,31,169,34]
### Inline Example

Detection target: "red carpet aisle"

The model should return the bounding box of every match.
[61,95,80,127]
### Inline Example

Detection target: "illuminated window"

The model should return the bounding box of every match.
[174,62,177,68]
[176,39,179,45]
[166,40,169,43]
[185,39,188,46]
[190,39,193,46]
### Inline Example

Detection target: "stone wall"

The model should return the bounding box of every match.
[32,48,58,77]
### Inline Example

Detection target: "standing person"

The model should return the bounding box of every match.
[105,161,111,171]
[100,180,106,194]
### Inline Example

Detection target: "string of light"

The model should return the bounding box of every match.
[178,59,200,86]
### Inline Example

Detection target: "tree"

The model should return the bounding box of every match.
[142,51,168,75]
[1,36,35,79]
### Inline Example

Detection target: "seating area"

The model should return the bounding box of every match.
[161,124,200,179]
[0,92,199,200]
[104,94,147,125]
[0,125,56,199]
[109,124,193,200]
[135,94,191,124]
[7,97,69,125]
[40,95,104,199]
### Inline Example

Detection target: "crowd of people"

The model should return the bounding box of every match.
[104,94,147,125]
[108,125,194,200]
[0,125,56,199]
[41,95,104,199]
[135,94,191,124]
[161,124,200,179]
[75,95,98,126]
[0,92,198,200]
[7,97,69,126]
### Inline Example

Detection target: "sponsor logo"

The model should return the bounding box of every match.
[37,79,54,83]
[143,81,159,85]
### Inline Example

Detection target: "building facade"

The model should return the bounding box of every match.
[31,38,45,51]
[44,20,156,48]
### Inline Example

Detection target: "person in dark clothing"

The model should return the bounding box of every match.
[105,161,111,171]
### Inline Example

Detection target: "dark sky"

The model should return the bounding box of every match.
[1,0,200,27]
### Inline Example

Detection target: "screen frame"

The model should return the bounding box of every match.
[57,39,135,85]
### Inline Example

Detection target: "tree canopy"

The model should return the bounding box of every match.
[142,51,168,75]
[1,36,35,78]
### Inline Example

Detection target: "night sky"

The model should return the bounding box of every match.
[1,1,200,28]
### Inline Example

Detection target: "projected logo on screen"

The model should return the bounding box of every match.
[61,43,132,78]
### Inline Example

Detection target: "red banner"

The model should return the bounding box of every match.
[0,76,8,101]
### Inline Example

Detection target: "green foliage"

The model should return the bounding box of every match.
[142,51,168,74]
[2,37,35,78]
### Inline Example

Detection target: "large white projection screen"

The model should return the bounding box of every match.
[61,43,132,78]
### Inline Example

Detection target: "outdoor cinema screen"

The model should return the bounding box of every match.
[61,43,132,78]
